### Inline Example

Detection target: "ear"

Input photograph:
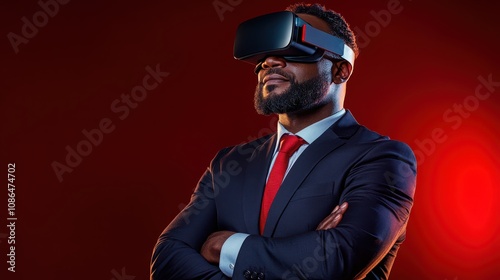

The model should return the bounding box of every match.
[332,61,352,84]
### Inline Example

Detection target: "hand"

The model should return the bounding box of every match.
[200,231,235,264]
[316,202,348,230]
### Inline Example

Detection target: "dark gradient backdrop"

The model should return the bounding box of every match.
[1,0,499,279]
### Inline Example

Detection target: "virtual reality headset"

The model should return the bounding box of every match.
[233,11,355,73]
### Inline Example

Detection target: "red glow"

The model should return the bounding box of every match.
[409,124,500,277]
[437,143,497,246]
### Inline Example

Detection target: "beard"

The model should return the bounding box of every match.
[254,68,331,115]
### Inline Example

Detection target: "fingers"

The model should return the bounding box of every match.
[318,202,347,230]
[338,202,348,214]
[316,212,342,230]
[316,202,348,230]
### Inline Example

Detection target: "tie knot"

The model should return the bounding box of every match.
[279,134,305,155]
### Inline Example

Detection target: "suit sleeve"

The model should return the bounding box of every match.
[150,149,231,280]
[232,141,417,280]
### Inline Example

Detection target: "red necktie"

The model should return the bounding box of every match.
[259,134,306,234]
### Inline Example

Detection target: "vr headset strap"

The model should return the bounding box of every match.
[301,24,355,68]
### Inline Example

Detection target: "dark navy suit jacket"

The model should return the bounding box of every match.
[151,111,417,280]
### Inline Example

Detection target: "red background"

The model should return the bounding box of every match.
[1,0,499,279]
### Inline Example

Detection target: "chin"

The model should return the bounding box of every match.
[264,87,287,98]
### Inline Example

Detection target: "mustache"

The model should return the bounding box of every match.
[260,68,294,84]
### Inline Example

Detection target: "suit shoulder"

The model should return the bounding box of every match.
[371,139,416,161]
[353,125,416,163]
[210,134,273,162]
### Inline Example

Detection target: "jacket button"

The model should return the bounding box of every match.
[251,271,258,279]
[258,272,265,279]
[244,270,251,279]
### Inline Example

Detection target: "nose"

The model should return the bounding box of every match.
[261,56,287,70]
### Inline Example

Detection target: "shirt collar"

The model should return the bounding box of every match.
[275,108,346,149]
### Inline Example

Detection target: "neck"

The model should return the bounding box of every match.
[278,102,342,134]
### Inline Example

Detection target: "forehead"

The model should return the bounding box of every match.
[296,13,332,34]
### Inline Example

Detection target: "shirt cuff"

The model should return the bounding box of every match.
[219,233,250,277]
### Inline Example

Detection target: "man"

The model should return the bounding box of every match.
[151,3,416,279]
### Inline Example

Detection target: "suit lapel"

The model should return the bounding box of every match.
[242,134,277,234]
[262,110,360,236]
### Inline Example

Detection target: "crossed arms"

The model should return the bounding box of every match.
[200,202,348,264]
[151,141,416,279]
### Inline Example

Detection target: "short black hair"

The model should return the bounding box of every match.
[286,3,359,58]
